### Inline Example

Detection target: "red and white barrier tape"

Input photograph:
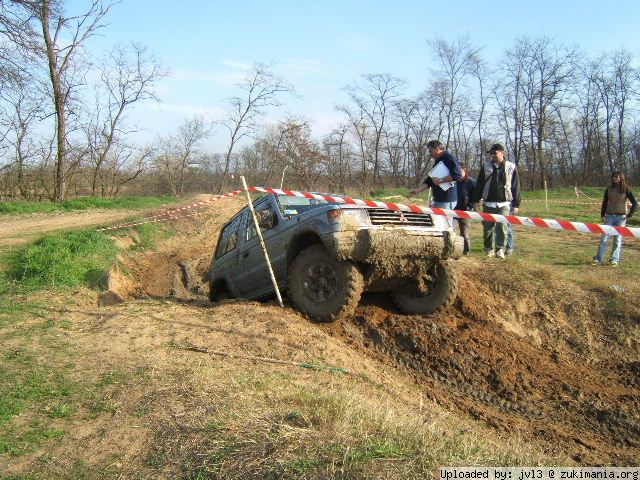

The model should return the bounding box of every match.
[96,186,638,238]
[246,187,639,238]
[523,199,600,205]
[96,190,242,231]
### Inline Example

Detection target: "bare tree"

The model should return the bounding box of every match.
[5,0,118,200]
[217,63,295,193]
[323,123,354,192]
[0,77,45,198]
[428,35,482,153]
[337,73,406,186]
[85,42,166,196]
[154,116,212,196]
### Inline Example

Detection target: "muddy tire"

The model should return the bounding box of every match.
[209,281,233,302]
[287,244,363,322]
[391,260,458,315]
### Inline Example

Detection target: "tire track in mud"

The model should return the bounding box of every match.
[321,296,640,465]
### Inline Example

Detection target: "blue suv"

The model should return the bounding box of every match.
[209,193,462,322]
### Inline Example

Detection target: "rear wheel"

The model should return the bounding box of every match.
[209,281,233,302]
[287,245,363,322]
[391,261,457,315]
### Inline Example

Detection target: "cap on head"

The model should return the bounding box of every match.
[487,143,505,154]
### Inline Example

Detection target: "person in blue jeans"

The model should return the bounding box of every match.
[471,143,521,259]
[592,171,637,266]
[409,140,463,212]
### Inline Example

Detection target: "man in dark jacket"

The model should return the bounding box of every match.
[472,143,521,259]
[409,140,463,210]
[455,164,476,255]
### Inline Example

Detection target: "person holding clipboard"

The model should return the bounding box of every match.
[409,140,463,211]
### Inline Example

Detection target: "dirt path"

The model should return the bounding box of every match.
[0,210,140,247]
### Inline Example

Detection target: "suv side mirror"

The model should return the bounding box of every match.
[256,210,276,229]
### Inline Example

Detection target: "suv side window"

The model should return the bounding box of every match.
[246,200,277,241]
[215,213,244,258]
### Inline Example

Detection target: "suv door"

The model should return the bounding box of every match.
[211,211,246,295]
[234,198,282,298]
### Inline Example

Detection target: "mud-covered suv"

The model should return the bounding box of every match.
[209,193,463,322]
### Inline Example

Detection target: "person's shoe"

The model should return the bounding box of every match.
[591,259,601,265]
[484,249,495,257]
[496,249,506,259]
[610,260,619,266]
[505,248,513,256]
[463,250,470,256]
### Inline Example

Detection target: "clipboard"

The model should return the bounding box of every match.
[428,162,456,191]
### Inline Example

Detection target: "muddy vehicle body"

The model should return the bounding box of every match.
[209,193,463,321]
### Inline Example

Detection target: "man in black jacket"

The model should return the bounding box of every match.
[409,140,463,210]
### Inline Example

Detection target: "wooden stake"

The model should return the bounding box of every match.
[241,176,284,308]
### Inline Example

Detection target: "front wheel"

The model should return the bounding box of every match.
[287,245,363,322]
[391,261,458,315]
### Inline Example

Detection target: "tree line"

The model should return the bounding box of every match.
[1,1,639,200]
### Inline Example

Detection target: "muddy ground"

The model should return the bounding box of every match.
[106,197,640,465]
[2,196,639,475]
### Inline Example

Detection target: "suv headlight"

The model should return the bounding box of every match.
[326,208,371,227]
[341,209,370,225]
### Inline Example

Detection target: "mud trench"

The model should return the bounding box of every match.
[334,302,639,465]
[110,209,640,466]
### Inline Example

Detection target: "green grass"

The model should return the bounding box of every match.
[0,195,179,215]
[3,229,118,290]
[129,222,159,251]
[0,345,74,456]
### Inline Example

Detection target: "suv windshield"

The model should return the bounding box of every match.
[276,195,338,218]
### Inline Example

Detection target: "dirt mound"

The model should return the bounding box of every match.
[108,198,640,465]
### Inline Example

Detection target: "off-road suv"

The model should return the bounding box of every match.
[209,193,463,322]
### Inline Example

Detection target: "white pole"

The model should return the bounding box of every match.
[280,165,289,190]
[544,179,548,213]
[241,176,284,308]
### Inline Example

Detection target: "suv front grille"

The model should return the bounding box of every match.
[368,209,434,226]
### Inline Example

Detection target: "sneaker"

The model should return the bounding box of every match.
[505,249,513,256]
[484,249,495,257]
[610,260,619,266]
[496,249,506,259]
[591,259,601,265]
[463,251,470,256]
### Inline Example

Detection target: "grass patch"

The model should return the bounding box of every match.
[129,222,159,251]
[0,347,75,457]
[174,373,552,479]
[0,298,45,330]
[3,229,118,290]
[0,422,65,456]
[0,362,73,424]
[0,195,178,215]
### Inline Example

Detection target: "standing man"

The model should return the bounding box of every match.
[455,164,476,255]
[472,143,521,259]
[409,140,463,210]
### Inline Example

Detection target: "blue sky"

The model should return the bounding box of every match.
[68,0,639,151]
